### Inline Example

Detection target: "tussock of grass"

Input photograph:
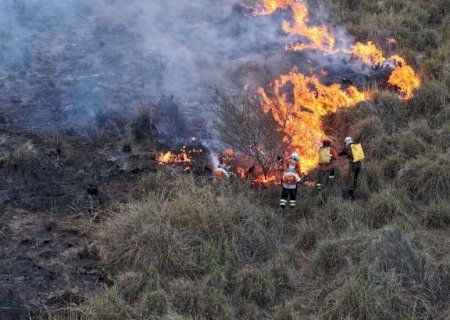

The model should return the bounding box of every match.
[317,227,450,319]
[368,188,410,228]
[420,200,450,228]
[409,80,449,119]
[398,152,450,203]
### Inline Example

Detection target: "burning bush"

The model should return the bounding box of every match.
[212,90,289,179]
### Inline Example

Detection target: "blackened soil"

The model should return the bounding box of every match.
[0,126,157,319]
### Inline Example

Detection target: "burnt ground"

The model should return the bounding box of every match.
[0,124,158,319]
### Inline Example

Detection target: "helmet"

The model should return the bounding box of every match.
[344,137,353,146]
[225,149,234,158]
[322,139,331,147]
[290,152,300,163]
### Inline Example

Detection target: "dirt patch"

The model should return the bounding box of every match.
[0,126,158,318]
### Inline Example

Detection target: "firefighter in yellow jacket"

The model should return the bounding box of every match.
[278,153,302,209]
[316,140,338,191]
[339,137,365,200]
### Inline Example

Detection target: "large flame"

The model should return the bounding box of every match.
[351,41,386,66]
[258,71,367,172]
[250,0,420,174]
[253,0,335,51]
[252,0,420,98]
[388,55,421,99]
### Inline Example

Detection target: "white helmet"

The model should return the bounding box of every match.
[345,137,353,146]
[290,152,300,162]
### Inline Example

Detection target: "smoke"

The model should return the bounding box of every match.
[0,0,296,132]
[0,0,390,140]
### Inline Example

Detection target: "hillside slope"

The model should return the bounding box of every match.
[48,0,450,319]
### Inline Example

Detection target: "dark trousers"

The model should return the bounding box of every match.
[349,161,362,193]
[317,166,335,190]
[280,187,297,208]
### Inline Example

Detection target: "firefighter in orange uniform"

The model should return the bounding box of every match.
[214,149,235,179]
[278,153,302,209]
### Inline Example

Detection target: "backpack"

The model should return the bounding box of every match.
[350,143,365,162]
[282,172,298,187]
[318,147,331,164]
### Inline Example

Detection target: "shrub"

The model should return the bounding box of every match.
[169,279,233,319]
[115,271,146,303]
[236,267,277,305]
[273,304,296,320]
[398,152,450,203]
[373,91,407,134]
[409,80,449,119]
[357,160,386,198]
[82,287,131,320]
[382,154,406,179]
[320,273,395,320]
[391,133,427,158]
[420,200,450,228]
[349,116,385,149]
[138,289,168,317]
[294,223,319,251]
[130,105,155,142]
[314,239,346,274]
[367,188,409,227]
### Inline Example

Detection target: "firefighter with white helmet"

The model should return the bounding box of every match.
[278,152,302,209]
[339,136,365,200]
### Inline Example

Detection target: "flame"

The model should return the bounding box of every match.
[351,41,385,65]
[247,0,421,173]
[157,147,203,165]
[254,0,335,51]
[157,150,191,164]
[252,0,420,100]
[388,55,421,100]
[258,70,367,172]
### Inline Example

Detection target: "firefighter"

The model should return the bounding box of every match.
[316,140,338,191]
[278,153,302,209]
[339,137,365,200]
[214,149,235,179]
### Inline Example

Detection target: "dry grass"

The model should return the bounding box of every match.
[398,152,450,203]
[50,0,450,318]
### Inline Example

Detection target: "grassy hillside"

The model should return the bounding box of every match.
[51,1,450,319]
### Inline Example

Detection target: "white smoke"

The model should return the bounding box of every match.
[0,0,378,137]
